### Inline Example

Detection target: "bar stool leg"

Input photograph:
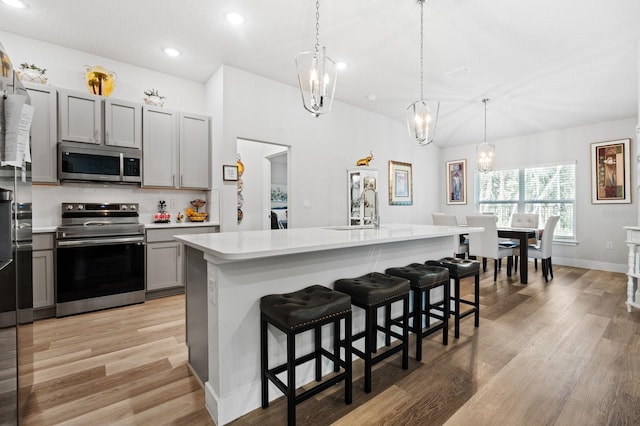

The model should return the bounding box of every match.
[344,314,353,404]
[384,304,391,347]
[474,273,480,328]
[286,331,296,426]
[443,282,450,346]
[413,288,423,361]
[333,320,340,373]
[402,294,409,370]
[261,315,269,408]
[314,326,322,381]
[454,278,461,339]
[364,306,374,393]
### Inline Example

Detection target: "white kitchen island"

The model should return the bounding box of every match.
[175,224,476,425]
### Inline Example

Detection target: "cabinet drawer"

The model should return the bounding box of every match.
[146,226,218,243]
[33,233,55,250]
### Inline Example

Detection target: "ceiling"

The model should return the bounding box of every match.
[1,0,639,147]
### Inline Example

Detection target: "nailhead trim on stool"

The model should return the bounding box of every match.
[334,272,410,393]
[260,285,353,426]
[385,263,450,361]
[425,257,480,339]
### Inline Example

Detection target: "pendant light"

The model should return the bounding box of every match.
[295,0,337,117]
[406,0,439,146]
[477,98,495,173]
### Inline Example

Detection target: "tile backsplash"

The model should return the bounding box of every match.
[33,183,217,227]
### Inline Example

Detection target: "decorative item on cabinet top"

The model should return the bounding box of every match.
[143,88,165,107]
[356,151,374,167]
[84,65,116,97]
[17,62,48,84]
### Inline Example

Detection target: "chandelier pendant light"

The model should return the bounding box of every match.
[406,0,439,146]
[477,98,495,173]
[295,0,337,117]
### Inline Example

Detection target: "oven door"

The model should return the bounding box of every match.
[56,236,145,316]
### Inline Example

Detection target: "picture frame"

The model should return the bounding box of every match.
[388,160,413,205]
[223,164,239,181]
[591,138,631,204]
[446,159,467,205]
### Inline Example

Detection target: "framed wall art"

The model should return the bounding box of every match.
[446,159,467,205]
[388,160,413,205]
[591,138,631,204]
[223,164,239,181]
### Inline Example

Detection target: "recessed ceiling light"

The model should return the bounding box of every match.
[336,62,348,71]
[163,47,181,57]
[225,12,245,25]
[2,0,26,8]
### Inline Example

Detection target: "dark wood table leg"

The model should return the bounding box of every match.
[519,234,528,284]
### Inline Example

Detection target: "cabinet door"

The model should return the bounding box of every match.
[33,250,54,308]
[25,83,58,183]
[104,98,142,149]
[58,89,102,144]
[142,106,178,187]
[146,241,182,291]
[179,113,210,189]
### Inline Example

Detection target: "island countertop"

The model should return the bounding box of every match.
[175,223,477,261]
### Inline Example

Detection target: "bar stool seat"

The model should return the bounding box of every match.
[261,285,352,426]
[425,257,480,339]
[385,263,450,361]
[334,272,410,393]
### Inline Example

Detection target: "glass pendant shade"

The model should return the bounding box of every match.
[477,141,495,173]
[406,99,439,146]
[295,46,337,117]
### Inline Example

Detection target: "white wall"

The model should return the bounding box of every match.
[439,117,638,272]
[206,65,441,232]
[0,32,210,226]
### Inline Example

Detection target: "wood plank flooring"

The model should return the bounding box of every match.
[19,264,640,425]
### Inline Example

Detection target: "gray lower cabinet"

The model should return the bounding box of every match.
[33,233,54,310]
[145,226,218,295]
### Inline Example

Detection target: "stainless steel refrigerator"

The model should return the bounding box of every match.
[0,41,33,426]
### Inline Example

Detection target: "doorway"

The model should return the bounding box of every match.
[236,138,289,231]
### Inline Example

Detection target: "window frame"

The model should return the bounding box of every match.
[475,162,577,241]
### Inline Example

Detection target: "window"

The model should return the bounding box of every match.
[476,163,576,239]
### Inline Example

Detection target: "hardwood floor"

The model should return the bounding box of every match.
[20,264,640,425]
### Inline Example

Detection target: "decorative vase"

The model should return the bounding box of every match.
[143,95,165,107]
[84,65,116,97]
[17,69,48,84]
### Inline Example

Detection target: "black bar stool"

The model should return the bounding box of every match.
[260,285,352,426]
[334,272,410,393]
[384,263,450,361]
[425,257,480,339]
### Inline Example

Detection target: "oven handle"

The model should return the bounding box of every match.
[57,236,145,248]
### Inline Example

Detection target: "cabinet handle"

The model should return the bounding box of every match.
[105,130,110,143]
[178,244,181,257]
[94,129,98,142]
[172,174,175,187]
[180,175,184,187]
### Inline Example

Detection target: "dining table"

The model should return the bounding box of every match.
[498,227,541,284]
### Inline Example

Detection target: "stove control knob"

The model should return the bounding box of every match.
[130,205,137,211]
[65,204,73,211]
[121,205,128,210]
[77,205,84,210]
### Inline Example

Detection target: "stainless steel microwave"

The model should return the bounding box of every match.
[58,143,142,184]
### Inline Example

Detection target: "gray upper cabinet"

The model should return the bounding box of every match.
[58,89,102,144]
[58,89,142,148]
[24,83,58,183]
[142,107,210,189]
[142,106,178,187]
[104,98,142,149]
[179,112,210,189]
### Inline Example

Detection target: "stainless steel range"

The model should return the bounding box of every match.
[55,202,145,317]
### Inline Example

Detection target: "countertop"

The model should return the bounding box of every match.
[33,221,220,234]
[175,223,478,261]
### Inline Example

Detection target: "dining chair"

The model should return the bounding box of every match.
[510,213,540,245]
[466,215,514,281]
[432,213,468,258]
[515,215,560,282]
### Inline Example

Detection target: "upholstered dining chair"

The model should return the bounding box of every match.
[432,213,468,258]
[514,215,560,282]
[466,215,515,281]
[510,213,540,245]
